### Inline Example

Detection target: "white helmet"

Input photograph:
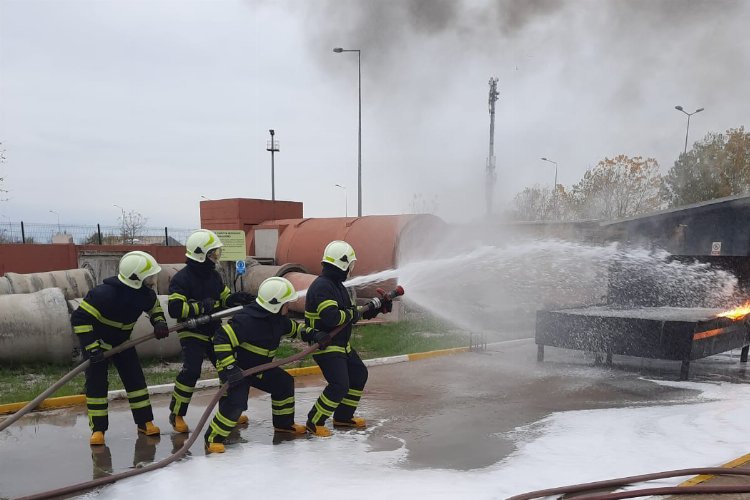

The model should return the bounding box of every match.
[186,229,223,263]
[256,277,299,314]
[118,251,162,289]
[322,240,356,272]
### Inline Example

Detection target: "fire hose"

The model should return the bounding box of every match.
[507,465,750,499]
[0,305,244,432]
[14,286,404,500]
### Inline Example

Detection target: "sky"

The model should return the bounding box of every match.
[83,378,750,499]
[1,0,749,228]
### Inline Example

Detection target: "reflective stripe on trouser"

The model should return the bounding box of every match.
[249,366,296,429]
[205,409,238,444]
[307,349,368,425]
[204,378,249,444]
[170,337,217,416]
[84,345,154,430]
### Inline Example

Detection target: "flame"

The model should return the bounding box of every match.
[717,301,750,320]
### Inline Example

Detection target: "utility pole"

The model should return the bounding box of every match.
[486,77,500,216]
[266,129,280,201]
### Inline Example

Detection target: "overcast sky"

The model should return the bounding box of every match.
[1,0,748,228]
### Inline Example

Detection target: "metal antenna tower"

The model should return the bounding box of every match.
[486,77,500,216]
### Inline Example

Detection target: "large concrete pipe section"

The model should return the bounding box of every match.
[239,263,310,313]
[156,263,186,295]
[270,215,446,277]
[284,271,318,313]
[0,269,95,300]
[0,288,74,363]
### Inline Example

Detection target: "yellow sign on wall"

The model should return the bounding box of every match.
[214,230,247,262]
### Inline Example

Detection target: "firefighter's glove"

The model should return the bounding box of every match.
[361,297,381,320]
[301,327,330,348]
[376,288,393,314]
[221,365,244,387]
[153,321,170,340]
[227,292,255,308]
[200,298,216,315]
[347,305,361,324]
[88,347,105,364]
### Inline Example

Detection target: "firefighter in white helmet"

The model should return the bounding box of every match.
[70,251,169,446]
[204,277,323,453]
[303,240,389,437]
[167,229,255,433]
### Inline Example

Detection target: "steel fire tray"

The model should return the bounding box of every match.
[535,306,750,379]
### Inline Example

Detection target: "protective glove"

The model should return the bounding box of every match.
[200,298,216,315]
[220,365,244,387]
[301,327,330,347]
[153,321,170,340]
[226,291,255,308]
[361,297,382,320]
[347,305,361,324]
[376,288,394,314]
[87,347,105,364]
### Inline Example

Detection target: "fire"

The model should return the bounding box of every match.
[717,301,750,320]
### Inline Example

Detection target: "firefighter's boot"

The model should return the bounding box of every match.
[333,417,367,428]
[274,423,306,435]
[90,431,105,446]
[306,420,332,437]
[138,421,160,436]
[237,414,249,426]
[170,414,189,433]
[205,441,225,454]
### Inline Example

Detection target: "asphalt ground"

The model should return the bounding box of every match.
[2,338,750,499]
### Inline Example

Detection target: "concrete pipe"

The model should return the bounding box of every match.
[240,262,309,296]
[284,271,319,313]
[156,264,186,295]
[0,288,75,363]
[68,296,182,360]
[0,269,96,300]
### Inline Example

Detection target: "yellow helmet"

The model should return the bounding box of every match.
[256,277,298,314]
[322,240,356,271]
[118,251,162,289]
[186,229,223,263]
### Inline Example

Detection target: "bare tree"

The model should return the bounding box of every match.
[119,209,148,244]
[0,142,8,202]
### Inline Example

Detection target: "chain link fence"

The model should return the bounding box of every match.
[0,221,196,246]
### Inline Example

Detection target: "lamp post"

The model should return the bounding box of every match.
[266,129,279,201]
[333,47,362,217]
[113,204,125,222]
[674,105,704,155]
[48,210,61,233]
[334,183,348,217]
[540,157,559,220]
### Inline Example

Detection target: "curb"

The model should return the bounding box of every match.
[0,346,470,416]
[678,453,750,487]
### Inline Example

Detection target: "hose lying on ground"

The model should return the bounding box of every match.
[0,305,244,432]
[507,466,750,499]
[14,308,367,500]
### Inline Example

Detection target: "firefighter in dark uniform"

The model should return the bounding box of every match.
[167,229,253,433]
[205,277,324,453]
[304,240,388,437]
[71,250,170,445]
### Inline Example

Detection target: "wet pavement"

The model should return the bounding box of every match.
[2,337,750,499]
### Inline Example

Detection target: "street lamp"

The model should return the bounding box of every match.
[333,47,362,217]
[113,204,125,223]
[540,158,559,219]
[49,210,61,233]
[674,105,704,155]
[334,183,348,217]
[266,129,280,201]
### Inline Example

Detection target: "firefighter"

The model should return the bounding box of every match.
[205,277,322,453]
[303,240,390,437]
[167,229,254,433]
[71,251,169,445]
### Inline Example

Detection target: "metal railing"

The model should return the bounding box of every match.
[0,221,196,246]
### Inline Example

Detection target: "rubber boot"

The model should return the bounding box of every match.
[205,441,225,454]
[333,417,366,428]
[237,414,249,425]
[138,421,160,436]
[90,431,105,446]
[274,423,306,435]
[306,420,332,437]
[170,414,189,433]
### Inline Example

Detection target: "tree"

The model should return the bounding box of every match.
[119,210,148,244]
[664,127,750,206]
[0,142,7,202]
[571,155,663,220]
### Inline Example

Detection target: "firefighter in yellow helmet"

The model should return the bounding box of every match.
[303,241,388,437]
[167,229,254,433]
[205,277,323,453]
[70,251,169,445]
